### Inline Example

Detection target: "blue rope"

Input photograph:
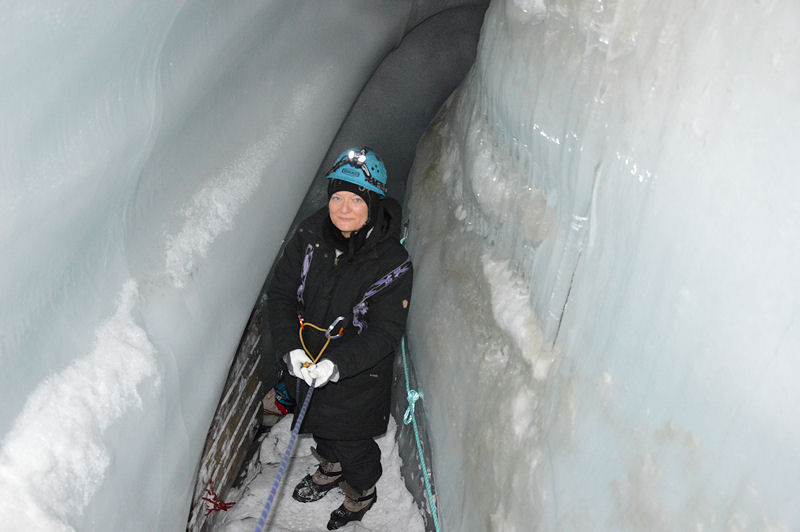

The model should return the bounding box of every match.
[403,389,422,425]
[254,379,315,532]
[401,336,441,532]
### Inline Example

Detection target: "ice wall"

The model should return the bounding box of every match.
[406,0,800,530]
[0,1,414,529]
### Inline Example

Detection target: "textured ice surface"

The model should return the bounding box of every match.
[0,282,158,531]
[405,0,800,530]
[0,1,412,529]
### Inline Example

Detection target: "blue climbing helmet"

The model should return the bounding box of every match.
[326,146,387,198]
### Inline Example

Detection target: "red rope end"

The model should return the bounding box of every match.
[202,480,236,516]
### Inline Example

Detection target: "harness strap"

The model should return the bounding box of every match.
[296,243,314,307]
[296,239,410,336]
[352,258,411,333]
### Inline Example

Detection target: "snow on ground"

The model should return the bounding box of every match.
[217,416,426,532]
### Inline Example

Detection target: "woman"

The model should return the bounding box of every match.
[267,147,412,530]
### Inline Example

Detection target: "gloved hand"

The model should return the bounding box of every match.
[299,359,339,388]
[286,349,310,377]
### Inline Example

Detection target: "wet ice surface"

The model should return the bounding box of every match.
[217,417,425,532]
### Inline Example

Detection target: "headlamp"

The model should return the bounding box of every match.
[328,147,387,195]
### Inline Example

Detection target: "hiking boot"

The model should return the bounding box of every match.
[292,448,342,503]
[326,482,377,530]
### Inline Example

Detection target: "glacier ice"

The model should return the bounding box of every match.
[405,0,800,530]
[2,0,800,530]
[0,1,414,530]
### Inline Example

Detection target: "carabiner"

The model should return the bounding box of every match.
[326,316,346,339]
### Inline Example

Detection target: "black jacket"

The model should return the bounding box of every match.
[267,198,413,439]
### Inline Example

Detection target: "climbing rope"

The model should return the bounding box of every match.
[398,232,441,531]
[401,336,441,532]
[254,316,343,531]
[254,376,315,532]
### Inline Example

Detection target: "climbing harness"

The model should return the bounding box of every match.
[401,336,441,532]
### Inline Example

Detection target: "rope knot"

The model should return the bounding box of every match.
[403,389,423,425]
[201,480,235,516]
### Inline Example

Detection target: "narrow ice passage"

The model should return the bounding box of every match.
[3,1,800,531]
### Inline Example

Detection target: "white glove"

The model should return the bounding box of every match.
[299,359,339,388]
[286,349,310,377]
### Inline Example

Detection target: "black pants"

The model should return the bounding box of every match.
[313,435,382,492]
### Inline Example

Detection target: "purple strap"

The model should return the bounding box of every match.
[352,259,411,334]
[296,244,314,306]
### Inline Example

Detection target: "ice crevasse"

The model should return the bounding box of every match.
[1,0,800,531]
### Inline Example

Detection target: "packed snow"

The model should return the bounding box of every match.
[216,417,425,532]
[0,281,158,531]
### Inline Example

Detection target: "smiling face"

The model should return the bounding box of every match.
[328,190,369,238]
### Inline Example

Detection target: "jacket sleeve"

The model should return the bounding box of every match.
[266,231,305,362]
[325,259,413,378]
